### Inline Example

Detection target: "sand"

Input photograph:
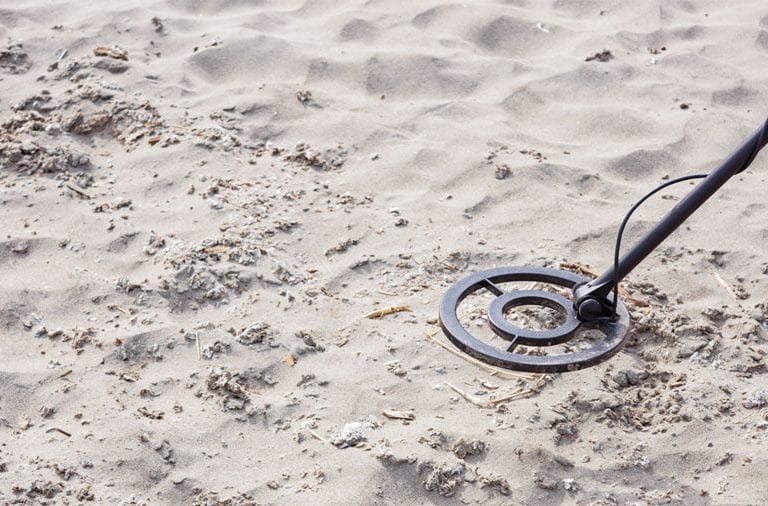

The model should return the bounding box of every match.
[1,0,768,504]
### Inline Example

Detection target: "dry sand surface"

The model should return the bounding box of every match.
[2,0,768,504]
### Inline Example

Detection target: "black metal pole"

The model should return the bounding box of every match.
[576,119,768,306]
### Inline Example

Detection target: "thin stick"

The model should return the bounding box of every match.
[489,389,536,406]
[712,271,740,300]
[195,332,202,360]
[365,305,411,319]
[424,331,534,380]
[309,430,327,443]
[45,427,72,437]
[66,184,91,199]
[445,382,492,408]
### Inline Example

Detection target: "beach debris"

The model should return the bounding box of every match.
[712,271,749,300]
[206,367,251,410]
[201,340,230,359]
[138,406,164,420]
[93,45,128,60]
[424,330,535,379]
[235,322,275,345]
[17,414,31,432]
[51,463,77,481]
[716,452,734,466]
[445,379,548,409]
[0,138,92,175]
[585,49,613,62]
[11,480,63,500]
[284,142,346,171]
[140,432,175,463]
[66,183,90,199]
[743,390,766,409]
[45,427,72,438]
[69,327,96,350]
[295,330,325,353]
[534,473,559,490]
[193,491,257,504]
[9,240,30,255]
[445,382,492,408]
[452,437,486,459]
[324,237,358,256]
[47,48,68,71]
[478,471,511,495]
[152,16,164,33]
[75,486,95,501]
[365,305,411,319]
[118,371,140,383]
[562,478,579,492]
[296,90,316,106]
[418,430,449,449]
[0,43,30,73]
[393,216,409,227]
[143,232,166,255]
[386,361,408,377]
[382,409,415,421]
[389,208,409,227]
[494,164,511,180]
[421,460,466,497]
[331,422,366,448]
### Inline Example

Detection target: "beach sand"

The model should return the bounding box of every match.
[1,0,768,503]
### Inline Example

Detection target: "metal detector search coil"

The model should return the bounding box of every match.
[439,117,768,373]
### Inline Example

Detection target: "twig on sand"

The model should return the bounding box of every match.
[309,430,327,443]
[424,330,533,380]
[196,332,202,360]
[445,380,545,409]
[45,427,72,437]
[66,184,91,199]
[488,377,548,405]
[382,409,415,421]
[445,382,492,408]
[712,271,742,300]
[365,305,411,319]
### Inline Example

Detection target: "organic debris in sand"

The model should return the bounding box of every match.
[192,491,258,506]
[283,142,347,171]
[331,422,366,448]
[206,367,251,410]
[452,437,487,459]
[382,409,415,421]
[477,471,511,495]
[11,480,64,500]
[93,45,128,60]
[585,49,614,62]
[364,305,411,319]
[234,322,275,346]
[420,460,466,497]
[0,43,31,73]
